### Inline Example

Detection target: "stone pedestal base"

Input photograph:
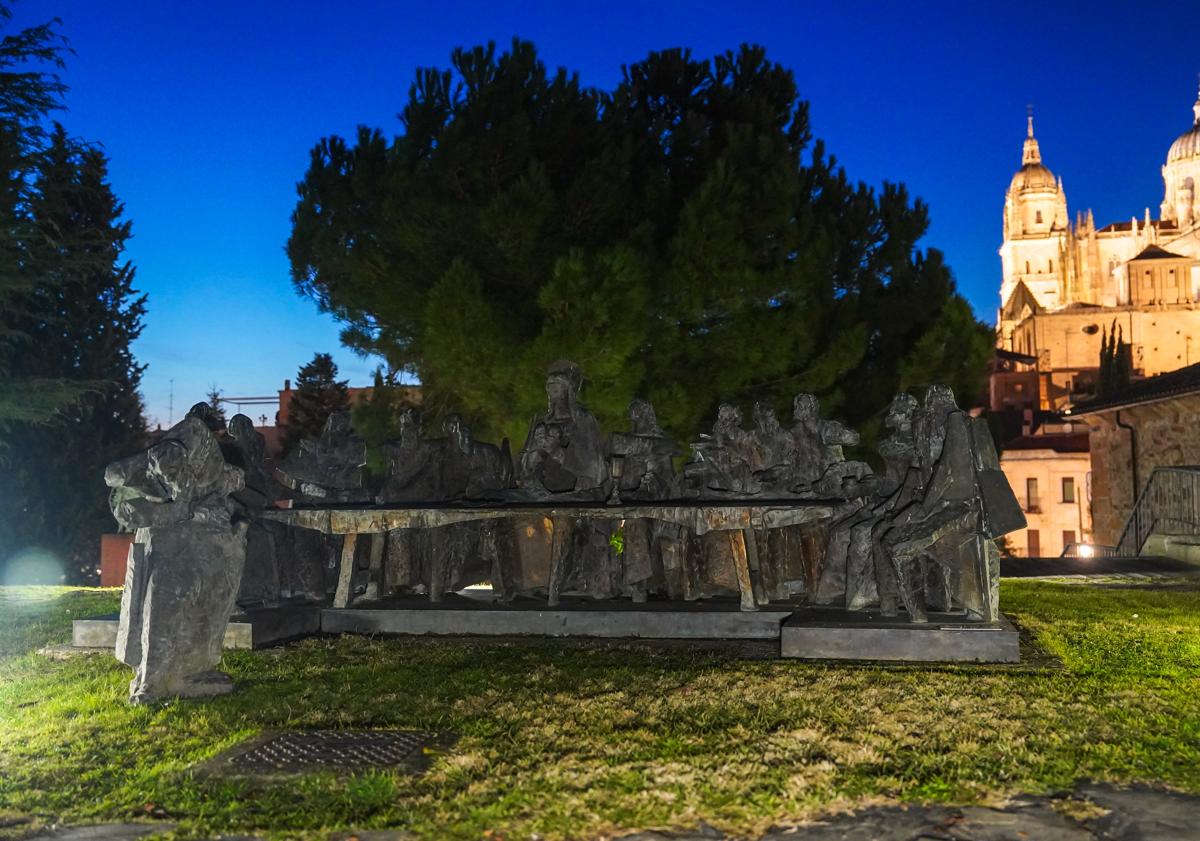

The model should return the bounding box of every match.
[780,608,1020,662]
[322,593,792,639]
[72,604,321,651]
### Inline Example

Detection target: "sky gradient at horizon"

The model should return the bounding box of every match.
[12,0,1200,427]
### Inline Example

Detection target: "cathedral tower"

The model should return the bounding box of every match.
[998,112,1070,341]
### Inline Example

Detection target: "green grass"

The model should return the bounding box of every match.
[0,580,1198,839]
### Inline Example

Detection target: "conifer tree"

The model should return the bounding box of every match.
[284,352,349,453]
[1097,324,1113,398]
[288,41,991,445]
[0,4,100,439]
[0,125,147,580]
[1113,324,1132,392]
[205,385,227,430]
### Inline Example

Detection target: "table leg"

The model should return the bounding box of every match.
[333,532,358,609]
[357,532,384,603]
[729,530,757,611]
[547,516,574,607]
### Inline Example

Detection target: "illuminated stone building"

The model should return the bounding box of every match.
[995,92,1200,411]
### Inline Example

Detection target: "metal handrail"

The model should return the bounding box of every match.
[1114,466,1200,556]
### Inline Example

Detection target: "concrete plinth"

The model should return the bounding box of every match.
[780,608,1020,663]
[322,593,793,639]
[71,604,321,650]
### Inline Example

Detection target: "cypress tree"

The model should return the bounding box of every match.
[1113,324,1132,392]
[1097,323,1112,398]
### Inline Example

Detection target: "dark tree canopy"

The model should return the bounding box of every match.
[0,124,147,579]
[284,352,350,454]
[288,40,990,446]
[0,4,102,436]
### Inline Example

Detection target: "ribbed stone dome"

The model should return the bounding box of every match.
[1167,123,1200,163]
[1010,162,1058,193]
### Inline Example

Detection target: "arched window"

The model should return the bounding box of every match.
[1036,210,1043,224]
[1025,260,1030,274]
[1049,259,1054,273]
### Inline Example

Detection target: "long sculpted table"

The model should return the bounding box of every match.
[262,500,837,611]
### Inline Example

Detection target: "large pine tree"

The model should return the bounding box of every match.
[288,41,992,448]
[0,124,147,581]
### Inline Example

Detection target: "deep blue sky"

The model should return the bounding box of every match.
[13,0,1200,427]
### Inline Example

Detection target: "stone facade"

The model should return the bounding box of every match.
[1076,392,1200,545]
[996,92,1200,402]
[1008,307,1200,408]
[999,438,1091,556]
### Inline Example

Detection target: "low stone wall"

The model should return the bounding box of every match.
[1082,393,1200,546]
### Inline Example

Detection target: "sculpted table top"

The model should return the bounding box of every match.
[261,498,839,536]
[262,499,840,610]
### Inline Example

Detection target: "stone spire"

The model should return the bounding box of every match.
[1022,105,1041,165]
[1193,75,1200,125]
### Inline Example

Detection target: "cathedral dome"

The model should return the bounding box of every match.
[1166,88,1200,163]
[1010,162,1058,193]
[1008,113,1060,194]
[1167,124,1200,163]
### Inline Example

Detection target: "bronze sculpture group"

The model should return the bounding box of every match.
[105,360,1023,702]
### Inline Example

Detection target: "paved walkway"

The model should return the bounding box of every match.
[14,783,1200,840]
[999,554,1199,577]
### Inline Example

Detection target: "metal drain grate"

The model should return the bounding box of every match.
[227,730,436,772]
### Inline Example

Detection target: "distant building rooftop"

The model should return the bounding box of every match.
[1130,244,1190,261]
[1070,361,1200,415]
[1001,432,1090,454]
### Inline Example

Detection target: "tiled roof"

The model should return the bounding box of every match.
[1069,361,1200,415]
[1001,432,1090,454]
[1130,244,1189,261]
[995,348,1038,363]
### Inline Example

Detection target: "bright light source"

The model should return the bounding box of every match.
[1078,544,1095,559]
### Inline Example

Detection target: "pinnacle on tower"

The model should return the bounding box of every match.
[1022,105,1042,165]
[1193,74,1200,125]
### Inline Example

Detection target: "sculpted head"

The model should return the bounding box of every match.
[753,401,782,434]
[884,393,919,432]
[186,401,224,432]
[792,393,820,423]
[923,384,958,413]
[227,413,255,442]
[105,417,243,529]
[628,398,662,436]
[545,359,583,420]
[398,408,423,446]
[323,411,353,441]
[714,403,743,435]
[443,413,472,453]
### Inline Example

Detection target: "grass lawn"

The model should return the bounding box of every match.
[1,580,1198,840]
